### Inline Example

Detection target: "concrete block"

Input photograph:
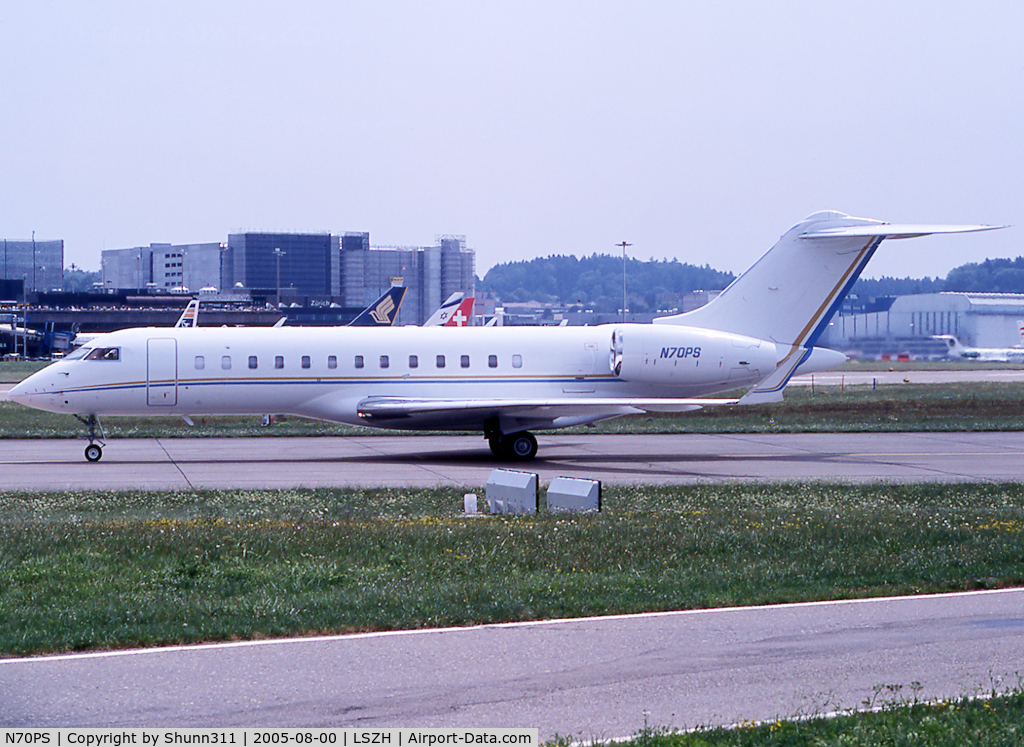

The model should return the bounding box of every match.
[486,469,538,515]
[546,477,601,513]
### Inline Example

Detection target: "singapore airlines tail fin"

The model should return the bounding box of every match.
[654,211,1002,404]
[174,299,200,328]
[347,286,407,327]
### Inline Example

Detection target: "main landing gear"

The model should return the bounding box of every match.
[74,414,105,462]
[485,420,539,461]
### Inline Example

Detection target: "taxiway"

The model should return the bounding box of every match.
[2,589,1021,735]
[3,431,1024,491]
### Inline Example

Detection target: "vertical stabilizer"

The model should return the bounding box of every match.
[655,211,1002,355]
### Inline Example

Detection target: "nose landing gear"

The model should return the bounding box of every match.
[74,414,105,462]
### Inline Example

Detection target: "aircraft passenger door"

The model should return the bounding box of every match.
[147,338,178,406]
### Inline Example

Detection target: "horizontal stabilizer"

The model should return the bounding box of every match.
[801,223,1004,240]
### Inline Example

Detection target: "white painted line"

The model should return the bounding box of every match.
[4,586,1020,665]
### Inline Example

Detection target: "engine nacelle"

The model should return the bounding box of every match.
[610,325,777,389]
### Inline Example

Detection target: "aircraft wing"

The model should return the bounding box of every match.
[356,395,738,425]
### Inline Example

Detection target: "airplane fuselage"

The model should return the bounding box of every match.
[12,323,777,431]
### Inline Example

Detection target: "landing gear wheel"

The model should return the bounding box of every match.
[75,414,106,462]
[488,436,503,456]
[502,431,538,461]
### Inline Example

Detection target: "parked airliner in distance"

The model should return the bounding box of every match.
[423,292,475,327]
[934,327,1024,362]
[9,211,1002,462]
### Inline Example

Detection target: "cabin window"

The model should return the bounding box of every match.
[355,355,364,369]
[248,356,258,369]
[327,355,337,369]
[380,355,390,369]
[512,354,523,369]
[275,356,284,369]
[488,355,498,368]
[85,347,120,361]
[301,356,311,369]
[436,355,445,368]
[461,355,470,368]
[194,356,205,370]
[221,356,232,370]
[409,355,418,368]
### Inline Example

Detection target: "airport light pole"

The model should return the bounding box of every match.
[617,241,632,323]
[273,247,285,306]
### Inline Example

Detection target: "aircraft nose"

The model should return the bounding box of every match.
[6,372,60,410]
[7,379,29,404]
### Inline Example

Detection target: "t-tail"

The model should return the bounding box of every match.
[655,211,1003,403]
[348,286,408,327]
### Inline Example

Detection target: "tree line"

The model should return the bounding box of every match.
[479,254,1024,313]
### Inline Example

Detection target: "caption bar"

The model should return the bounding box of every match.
[0,732,538,747]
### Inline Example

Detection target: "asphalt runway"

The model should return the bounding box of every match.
[4,431,1024,490]
[2,589,1022,736]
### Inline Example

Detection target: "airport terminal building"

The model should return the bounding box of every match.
[101,231,475,326]
[1,239,64,294]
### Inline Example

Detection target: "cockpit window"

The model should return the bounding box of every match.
[64,346,91,361]
[85,347,120,361]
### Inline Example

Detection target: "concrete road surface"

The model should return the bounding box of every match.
[4,431,1024,490]
[2,589,1021,736]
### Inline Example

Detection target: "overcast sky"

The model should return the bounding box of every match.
[2,1,1020,282]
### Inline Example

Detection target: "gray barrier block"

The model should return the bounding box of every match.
[546,477,601,513]
[485,469,538,515]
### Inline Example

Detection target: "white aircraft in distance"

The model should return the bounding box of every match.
[934,326,1024,362]
[423,292,475,327]
[70,297,203,349]
[9,211,1002,462]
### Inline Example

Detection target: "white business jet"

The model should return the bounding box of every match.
[933,330,1024,362]
[9,211,1001,462]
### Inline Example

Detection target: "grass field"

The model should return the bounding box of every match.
[2,482,1023,657]
[599,685,1024,746]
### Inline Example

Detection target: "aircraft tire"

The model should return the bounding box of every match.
[488,436,503,456]
[502,431,538,461]
[85,444,103,462]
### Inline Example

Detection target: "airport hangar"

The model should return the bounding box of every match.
[817,291,1024,360]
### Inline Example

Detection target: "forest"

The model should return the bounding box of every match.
[478,253,1024,313]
